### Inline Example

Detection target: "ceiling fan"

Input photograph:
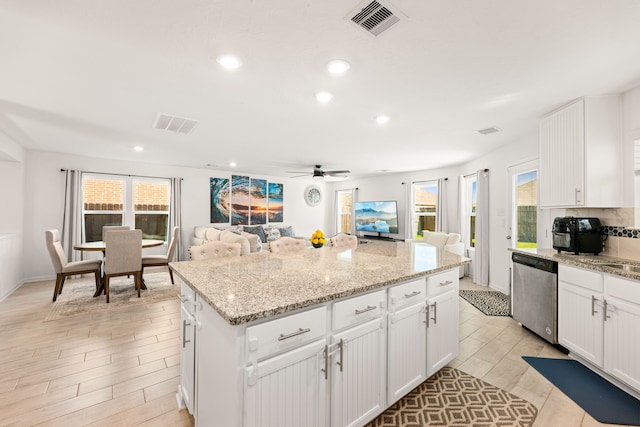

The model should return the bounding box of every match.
[286,164,351,180]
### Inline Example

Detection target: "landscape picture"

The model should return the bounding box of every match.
[249,178,267,225]
[210,177,230,223]
[355,201,399,234]
[268,182,284,222]
[231,175,250,225]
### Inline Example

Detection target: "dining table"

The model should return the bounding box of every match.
[74,239,165,296]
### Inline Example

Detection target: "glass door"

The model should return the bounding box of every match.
[509,161,538,249]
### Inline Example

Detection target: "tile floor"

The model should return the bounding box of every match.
[0,275,633,426]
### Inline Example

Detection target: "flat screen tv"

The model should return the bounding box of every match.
[355,201,399,235]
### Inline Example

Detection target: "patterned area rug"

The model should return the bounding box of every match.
[459,290,511,316]
[366,367,537,427]
[44,272,180,321]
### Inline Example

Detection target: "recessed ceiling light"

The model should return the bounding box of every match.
[316,91,333,103]
[327,59,350,75]
[133,146,144,152]
[216,54,242,70]
[229,162,237,167]
[376,115,390,124]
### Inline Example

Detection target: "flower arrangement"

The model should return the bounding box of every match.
[310,229,327,248]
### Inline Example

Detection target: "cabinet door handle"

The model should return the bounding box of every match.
[591,295,598,316]
[336,339,344,372]
[431,301,437,324]
[322,345,329,380]
[278,327,311,341]
[355,305,376,315]
[424,303,430,327]
[575,188,582,204]
[604,299,611,321]
[404,290,421,298]
[182,319,191,348]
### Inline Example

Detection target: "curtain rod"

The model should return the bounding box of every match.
[60,168,183,181]
[464,168,489,178]
[411,177,448,184]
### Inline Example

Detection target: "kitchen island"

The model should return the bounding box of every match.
[170,240,470,427]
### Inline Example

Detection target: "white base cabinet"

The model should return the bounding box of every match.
[558,265,640,397]
[177,267,460,427]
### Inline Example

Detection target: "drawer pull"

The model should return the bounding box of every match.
[182,319,191,348]
[355,305,376,315]
[439,280,453,287]
[591,295,598,316]
[404,290,422,298]
[278,327,311,341]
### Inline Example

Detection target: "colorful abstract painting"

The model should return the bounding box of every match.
[249,178,267,225]
[210,177,230,223]
[231,175,250,225]
[268,182,284,222]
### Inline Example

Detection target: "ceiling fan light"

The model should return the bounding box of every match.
[313,174,323,180]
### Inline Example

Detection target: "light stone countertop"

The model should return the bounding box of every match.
[170,240,470,325]
[509,247,640,280]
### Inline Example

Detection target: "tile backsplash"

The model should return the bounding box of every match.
[565,208,640,260]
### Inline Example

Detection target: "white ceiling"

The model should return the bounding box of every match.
[1,0,640,179]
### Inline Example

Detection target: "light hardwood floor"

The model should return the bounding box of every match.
[0,276,628,426]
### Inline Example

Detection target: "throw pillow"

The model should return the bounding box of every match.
[278,226,295,238]
[220,230,250,256]
[239,225,266,244]
[205,228,222,242]
[263,225,281,242]
[241,232,262,253]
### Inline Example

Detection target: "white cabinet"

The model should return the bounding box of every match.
[387,278,428,404]
[558,265,640,394]
[558,265,604,367]
[177,282,196,415]
[426,270,459,377]
[539,95,622,208]
[245,340,327,427]
[603,275,640,391]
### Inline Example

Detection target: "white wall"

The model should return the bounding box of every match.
[0,131,25,300]
[23,150,328,282]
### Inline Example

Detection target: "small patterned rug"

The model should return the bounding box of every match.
[459,290,511,316]
[366,367,538,427]
[44,272,180,322]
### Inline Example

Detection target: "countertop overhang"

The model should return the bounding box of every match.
[509,248,640,280]
[171,241,470,325]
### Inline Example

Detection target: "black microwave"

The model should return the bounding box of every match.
[552,217,603,255]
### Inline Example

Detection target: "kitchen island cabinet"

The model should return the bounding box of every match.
[171,241,469,427]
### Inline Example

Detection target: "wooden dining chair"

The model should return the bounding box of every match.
[141,226,180,284]
[45,229,102,302]
[104,229,142,303]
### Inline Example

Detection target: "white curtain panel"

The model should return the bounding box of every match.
[61,169,83,262]
[437,177,448,233]
[474,169,490,285]
[170,177,183,261]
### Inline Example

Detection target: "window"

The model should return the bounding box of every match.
[412,181,438,239]
[336,189,353,234]
[82,174,171,243]
[513,170,537,249]
[463,175,477,248]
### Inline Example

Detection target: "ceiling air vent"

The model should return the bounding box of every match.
[476,126,501,135]
[153,113,198,134]
[347,0,403,37]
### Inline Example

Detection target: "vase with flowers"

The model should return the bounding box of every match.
[310,229,327,248]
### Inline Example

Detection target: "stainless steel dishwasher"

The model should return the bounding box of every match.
[511,252,559,344]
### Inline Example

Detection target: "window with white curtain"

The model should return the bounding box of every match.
[462,175,477,248]
[412,180,438,239]
[82,174,171,243]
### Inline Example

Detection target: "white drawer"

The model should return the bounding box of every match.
[559,265,603,293]
[388,278,427,310]
[333,289,386,331]
[606,274,640,305]
[426,269,458,297]
[179,280,197,307]
[246,306,327,361]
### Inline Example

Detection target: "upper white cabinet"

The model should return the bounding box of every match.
[539,95,622,207]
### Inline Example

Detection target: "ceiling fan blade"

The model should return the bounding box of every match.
[285,171,310,174]
[324,170,351,176]
[288,174,309,178]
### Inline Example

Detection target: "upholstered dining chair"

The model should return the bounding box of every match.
[142,226,180,284]
[45,229,103,302]
[102,225,130,242]
[330,233,358,250]
[189,241,242,260]
[268,236,307,254]
[104,229,142,303]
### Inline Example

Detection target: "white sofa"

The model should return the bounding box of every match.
[422,231,465,278]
